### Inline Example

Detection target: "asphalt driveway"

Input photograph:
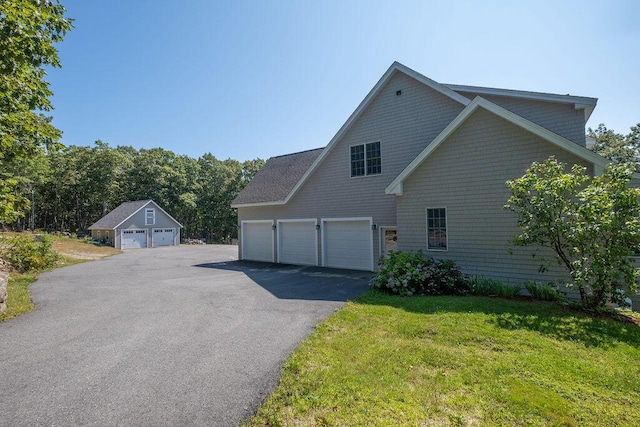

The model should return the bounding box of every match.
[0,245,370,426]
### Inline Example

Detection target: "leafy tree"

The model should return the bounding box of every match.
[505,157,640,310]
[589,123,640,172]
[0,0,73,224]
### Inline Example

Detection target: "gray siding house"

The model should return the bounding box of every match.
[88,200,182,249]
[232,62,639,291]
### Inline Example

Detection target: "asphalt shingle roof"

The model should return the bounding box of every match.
[232,148,323,205]
[88,200,152,230]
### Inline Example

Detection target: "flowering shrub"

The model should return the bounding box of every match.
[2,234,59,273]
[372,251,467,296]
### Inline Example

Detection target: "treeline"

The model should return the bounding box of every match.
[8,141,264,242]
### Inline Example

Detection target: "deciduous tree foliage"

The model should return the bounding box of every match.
[505,157,640,310]
[25,142,263,242]
[0,0,72,223]
[589,123,640,172]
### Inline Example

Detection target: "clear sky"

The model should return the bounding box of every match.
[48,0,639,162]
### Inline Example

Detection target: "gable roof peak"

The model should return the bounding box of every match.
[386,96,608,195]
[386,62,471,106]
[88,199,183,230]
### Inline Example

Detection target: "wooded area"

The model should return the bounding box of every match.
[7,141,264,242]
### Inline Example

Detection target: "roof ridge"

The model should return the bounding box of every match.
[271,147,324,159]
[443,83,597,103]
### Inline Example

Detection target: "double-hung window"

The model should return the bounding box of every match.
[145,208,155,225]
[350,141,381,177]
[427,208,447,250]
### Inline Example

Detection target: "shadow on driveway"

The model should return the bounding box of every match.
[194,260,372,302]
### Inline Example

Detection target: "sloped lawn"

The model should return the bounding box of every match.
[250,292,640,426]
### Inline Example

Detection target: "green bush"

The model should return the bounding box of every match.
[468,276,521,298]
[2,234,59,273]
[372,251,468,296]
[524,280,564,302]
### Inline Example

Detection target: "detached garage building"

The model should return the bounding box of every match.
[88,200,182,249]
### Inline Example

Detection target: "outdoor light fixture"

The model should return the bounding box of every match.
[272,224,277,230]
[316,224,321,230]
[396,90,402,96]
[372,224,377,231]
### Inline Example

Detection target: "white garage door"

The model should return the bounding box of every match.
[322,218,373,271]
[277,220,317,266]
[242,221,274,262]
[152,228,174,247]
[121,229,147,249]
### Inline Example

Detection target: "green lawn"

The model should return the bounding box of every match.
[250,291,640,426]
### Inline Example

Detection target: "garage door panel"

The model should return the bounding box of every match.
[323,219,372,271]
[121,229,147,249]
[152,228,174,247]
[278,221,316,266]
[242,222,274,262]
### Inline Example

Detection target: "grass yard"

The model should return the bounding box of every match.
[250,291,640,426]
[0,233,121,322]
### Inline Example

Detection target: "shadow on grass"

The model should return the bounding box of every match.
[357,290,640,349]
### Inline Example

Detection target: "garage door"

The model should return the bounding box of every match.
[152,228,174,247]
[241,221,274,262]
[277,220,317,266]
[322,218,373,271]
[121,229,147,249]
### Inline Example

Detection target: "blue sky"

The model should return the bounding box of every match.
[48,0,640,161]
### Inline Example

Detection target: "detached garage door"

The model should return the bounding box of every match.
[277,220,317,266]
[121,229,147,249]
[322,218,373,271]
[152,228,174,247]
[242,221,274,262]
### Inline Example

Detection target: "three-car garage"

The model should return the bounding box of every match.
[240,217,374,271]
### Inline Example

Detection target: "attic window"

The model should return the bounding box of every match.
[350,141,381,177]
[145,208,155,225]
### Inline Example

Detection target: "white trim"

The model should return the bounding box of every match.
[386,96,611,195]
[321,216,374,222]
[276,218,318,266]
[444,83,597,121]
[426,208,448,252]
[378,226,397,259]
[321,217,374,271]
[281,62,471,205]
[231,200,286,208]
[145,208,155,226]
[112,200,184,229]
[240,220,275,263]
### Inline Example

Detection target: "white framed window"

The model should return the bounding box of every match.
[145,208,155,225]
[426,208,447,251]
[350,141,381,177]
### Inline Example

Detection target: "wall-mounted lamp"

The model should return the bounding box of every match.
[396,90,402,96]
[372,224,377,231]
[272,224,277,230]
[315,224,321,230]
